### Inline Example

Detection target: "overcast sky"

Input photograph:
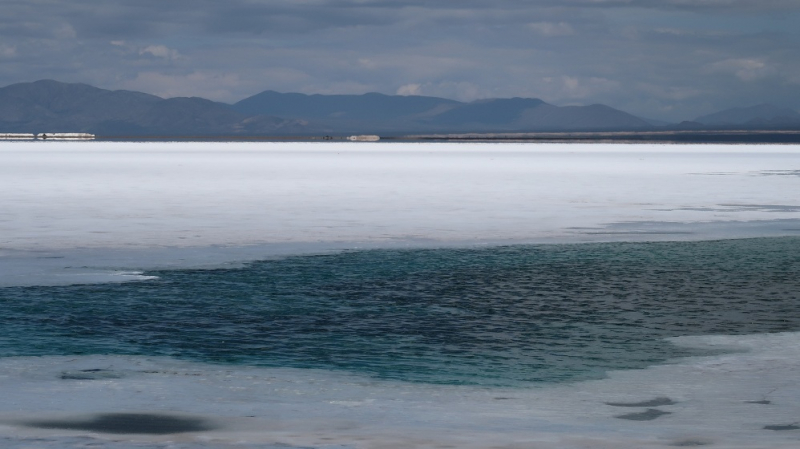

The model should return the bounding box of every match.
[2,0,799,121]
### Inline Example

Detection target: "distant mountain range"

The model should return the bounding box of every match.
[0,80,307,135]
[232,92,650,133]
[693,104,800,127]
[1,80,799,136]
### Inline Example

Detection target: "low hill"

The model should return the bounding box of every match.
[233,91,462,122]
[694,104,800,127]
[0,80,307,135]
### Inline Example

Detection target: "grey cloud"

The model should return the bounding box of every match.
[556,0,800,11]
[1,0,799,121]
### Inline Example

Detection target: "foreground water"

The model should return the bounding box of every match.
[2,239,800,448]
[3,238,800,387]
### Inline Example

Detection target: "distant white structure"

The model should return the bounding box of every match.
[37,133,95,141]
[347,135,380,142]
[0,133,35,140]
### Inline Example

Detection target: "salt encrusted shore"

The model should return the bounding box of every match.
[1,141,800,448]
[2,332,800,448]
[1,141,799,286]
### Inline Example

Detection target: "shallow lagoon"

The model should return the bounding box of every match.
[1,142,800,448]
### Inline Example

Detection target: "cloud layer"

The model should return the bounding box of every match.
[2,0,799,120]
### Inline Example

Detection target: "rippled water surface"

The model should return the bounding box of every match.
[2,237,799,386]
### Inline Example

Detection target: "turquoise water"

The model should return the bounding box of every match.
[2,238,799,387]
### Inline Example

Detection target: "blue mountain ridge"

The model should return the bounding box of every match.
[2,79,797,135]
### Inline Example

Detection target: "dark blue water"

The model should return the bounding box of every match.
[2,238,800,387]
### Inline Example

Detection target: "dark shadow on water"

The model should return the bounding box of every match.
[606,397,676,407]
[670,440,711,447]
[614,409,672,421]
[764,424,800,431]
[23,413,216,434]
[60,369,126,380]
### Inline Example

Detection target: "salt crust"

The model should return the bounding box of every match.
[1,332,800,448]
[1,141,799,286]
